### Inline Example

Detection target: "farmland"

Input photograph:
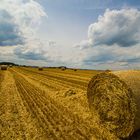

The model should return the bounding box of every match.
[0,67,113,140]
[0,67,139,140]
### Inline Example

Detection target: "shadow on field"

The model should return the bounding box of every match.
[129,129,140,140]
[123,129,140,140]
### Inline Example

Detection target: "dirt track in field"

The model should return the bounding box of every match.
[0,68,120,140]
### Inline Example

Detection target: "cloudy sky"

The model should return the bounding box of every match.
[0,0,140,69]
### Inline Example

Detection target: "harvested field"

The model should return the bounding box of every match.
[0,67,139,140]
[0,71,4,90]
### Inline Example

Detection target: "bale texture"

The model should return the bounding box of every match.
[87,72,136,138]
[113,70,140,132]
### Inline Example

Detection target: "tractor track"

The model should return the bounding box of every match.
[18,68,88,90]
[12,70,94,140]
[0,72,4,90]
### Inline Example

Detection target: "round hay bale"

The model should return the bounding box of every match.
[61,68,66,71]
[105,69,112,72]
[0,65,8,70]
[87,72,136,138]
[9,65,13,67]
[38,67,43,71]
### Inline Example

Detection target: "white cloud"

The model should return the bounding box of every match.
[14,39,87,67]
[76,8,140,69]
[13,8,140,69]
[0,0,46,34]
[0,0,46,47]
[0,0,48,63]
[88,8,140,47]
[0,2,140,69]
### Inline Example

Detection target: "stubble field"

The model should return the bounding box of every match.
[0,67,139,140]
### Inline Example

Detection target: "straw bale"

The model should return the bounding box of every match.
[38,67,43,71]
[1,65,8,70]
[87,72,137,138]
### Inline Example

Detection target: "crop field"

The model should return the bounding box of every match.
[0,67,139,140]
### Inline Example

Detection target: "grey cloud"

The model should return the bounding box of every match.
[83,47,116,65]
[14,50,45,60]
[13,38,50,61]
[96,33,138,47]
[120,58,140,63]
[0,10,24,46]
[81,43,140,69]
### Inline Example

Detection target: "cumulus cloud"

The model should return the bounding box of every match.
[0,0,46,47]
[0,0,49,65]
[76,8,140,69]
[1,1,140,69]
[1,0,85,67]
[14,8,140,69]
[88,8,140,47]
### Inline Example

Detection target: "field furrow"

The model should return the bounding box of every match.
[13,68,67,91]
[0,68,122,140]
[12,70,96,140]
[0,71,4,90]
[0,71,46,139]
[15,67,88,90]
[23,67,94,81]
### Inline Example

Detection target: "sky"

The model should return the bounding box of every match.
[0,0,140,69]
